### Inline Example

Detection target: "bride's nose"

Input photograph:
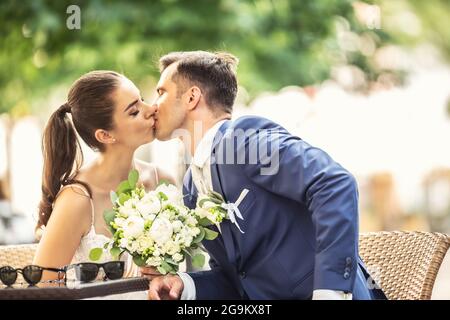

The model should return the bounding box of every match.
[143,103,157,119]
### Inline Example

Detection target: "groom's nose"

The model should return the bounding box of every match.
[144,103,157,119]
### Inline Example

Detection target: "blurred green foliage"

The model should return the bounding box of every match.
[0,0,449,115]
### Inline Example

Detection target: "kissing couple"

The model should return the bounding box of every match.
[33,50,386,300]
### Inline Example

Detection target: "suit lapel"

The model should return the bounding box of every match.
[209,120,238,266]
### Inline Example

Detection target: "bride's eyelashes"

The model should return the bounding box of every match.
[129,97,145,117]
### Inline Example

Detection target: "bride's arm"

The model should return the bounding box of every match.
[33,188,91,282]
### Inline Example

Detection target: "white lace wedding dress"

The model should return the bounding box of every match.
[60,184,148,300]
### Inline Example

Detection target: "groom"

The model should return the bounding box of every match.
[146,50,386,300]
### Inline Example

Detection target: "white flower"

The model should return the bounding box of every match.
[135,195,161,217]
[122,215,145,238]
[197,195,217,210]
[172,220,184,233]
[119,206,139,218]
[183,236,193,247]
[119,237,129,248]
[163,240,180,255]
[185,215,198,227]
[114,217,127,228]
[149,217,173,245]
[188,227,201,237]
[156,184,183,204]
[146,256,162,267]
[172,253,183,262]
[136,234,154,250]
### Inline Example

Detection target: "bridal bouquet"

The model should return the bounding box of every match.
[89,170,218,275]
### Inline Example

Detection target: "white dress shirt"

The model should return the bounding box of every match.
[179,119,352,300]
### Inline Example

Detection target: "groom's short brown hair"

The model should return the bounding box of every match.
[159,51,239,115]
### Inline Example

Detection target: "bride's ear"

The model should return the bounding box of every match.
[94,129,116,145]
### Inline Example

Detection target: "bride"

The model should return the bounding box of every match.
[32,70,175,295]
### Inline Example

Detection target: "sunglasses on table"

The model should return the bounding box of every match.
[64,261,125,283]
[0,265,64,286]
[0,261,125,286]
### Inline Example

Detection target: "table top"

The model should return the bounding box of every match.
[0,277,149,300]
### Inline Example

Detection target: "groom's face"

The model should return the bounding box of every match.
[153,63,188,141]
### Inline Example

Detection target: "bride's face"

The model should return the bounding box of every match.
[108,77,157,149]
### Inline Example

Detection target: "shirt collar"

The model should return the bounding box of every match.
[192,120,227,168]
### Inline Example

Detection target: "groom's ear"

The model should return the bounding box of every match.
[94,129,116,145]
[185,86,202,110]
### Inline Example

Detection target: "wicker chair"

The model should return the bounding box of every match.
[359,231,450,300]
[0,243,38,268]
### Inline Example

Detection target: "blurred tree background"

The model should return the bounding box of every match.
[1,0,449,116]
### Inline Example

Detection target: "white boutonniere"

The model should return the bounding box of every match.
[195,189,249,234]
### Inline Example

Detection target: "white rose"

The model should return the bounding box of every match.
[149,217,173,245]
[137,235,154,250]
[136,195,161,217]
[159,210,173,220]
[195,207,209,219]
[122,215,145,238]
[119,206,139,218]
[156,184,183,204]
[114,217,127,228]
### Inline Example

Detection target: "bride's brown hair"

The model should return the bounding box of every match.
[37,70,123,233]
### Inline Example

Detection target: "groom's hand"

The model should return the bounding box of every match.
[148,275,184,300]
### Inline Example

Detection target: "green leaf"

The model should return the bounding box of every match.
[89,248,103,261]
[198,217,213,226]
[133,255,146,267]
[204,228,219,240]
[117,181,131,195]
[157,266,168,275]
[191,253,206,269]
[110,191,118,205]
[193,227,205,244]
[128,169,139,189]
[209,190,225,202]
[217,206,228,214]
[198,198,222,208]
[104,209,116,226]
[110,246,121,260]
[182,249,192,257]
[158,192,168,201]
[160,261,173,273]
[118,193,131,206]
[165,257,180,266]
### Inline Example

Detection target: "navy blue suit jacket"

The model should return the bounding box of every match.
[183,116,386,300]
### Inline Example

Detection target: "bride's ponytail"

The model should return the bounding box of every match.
[36,70,122,236]
[37,102,83,232]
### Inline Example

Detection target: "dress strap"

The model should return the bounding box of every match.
[154,165,159,185]
[56,184,95,227]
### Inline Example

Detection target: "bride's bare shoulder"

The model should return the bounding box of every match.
[50,184,92,232]
[134,159,176,190]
